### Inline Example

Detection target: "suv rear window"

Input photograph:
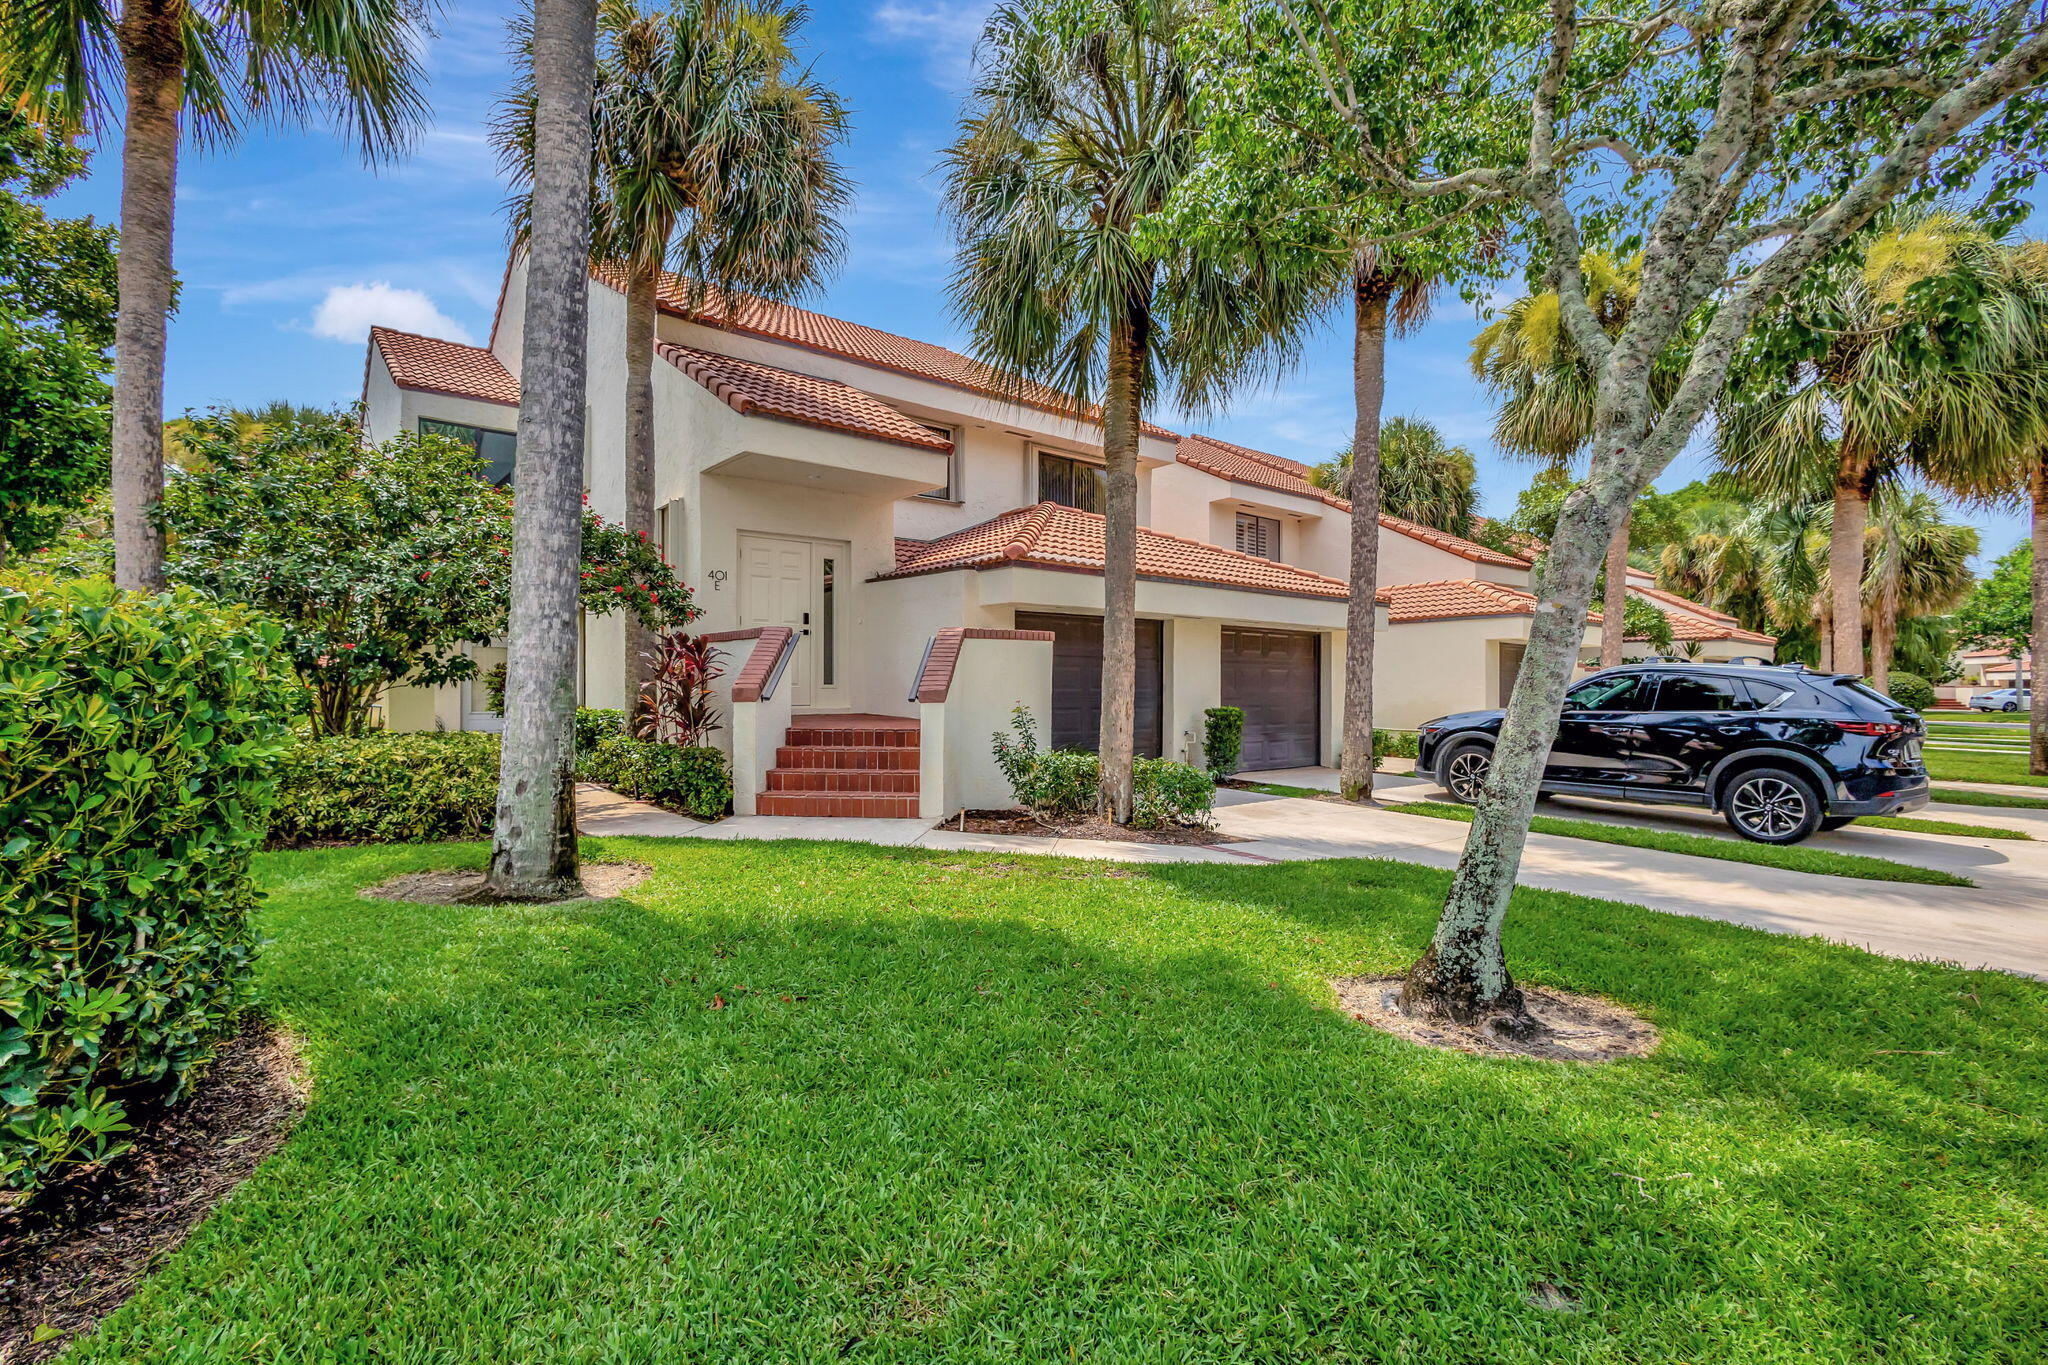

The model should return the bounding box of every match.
[1835,679,1908,711]
[1736,679,1794,711]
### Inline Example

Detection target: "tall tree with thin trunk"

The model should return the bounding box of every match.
[1860,490,1978,695]
[487,0,600,901]
[1206,0,2048,1038]
[943,0,1308,822]
[1,0,428,593]
[498,0,850,709]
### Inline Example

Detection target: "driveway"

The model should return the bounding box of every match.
[577,779,2048,979]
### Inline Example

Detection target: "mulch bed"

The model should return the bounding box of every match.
[0,1021,309,1364]
[1332,976,1660,1064]
[949,811,1241,846]
[361,861,653,904]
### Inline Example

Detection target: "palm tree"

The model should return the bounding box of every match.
[578,0,849,705]
[1312,415,1478,536]
[1719,210,2024,680]
[1861,489,1978,695]
[1,0,428,592]
[1470,252,1657,667]
[944,0,1303,821]
[486,0,600,901]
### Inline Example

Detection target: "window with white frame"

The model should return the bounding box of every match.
[1235,511,1281,561]
[914,422,958,500]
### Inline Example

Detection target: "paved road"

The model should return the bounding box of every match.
[576,778,2048,979]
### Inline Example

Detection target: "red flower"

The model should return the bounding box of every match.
[612,585,625,593]
[340,643,356,650]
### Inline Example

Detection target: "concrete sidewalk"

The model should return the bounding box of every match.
[576,780,2048,979]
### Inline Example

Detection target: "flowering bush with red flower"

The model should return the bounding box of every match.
[159,410,697,736]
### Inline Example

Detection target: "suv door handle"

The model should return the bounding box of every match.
[1588,722,1639,734]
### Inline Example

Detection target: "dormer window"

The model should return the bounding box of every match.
[1236,511,1280,561]
[1038,451,1105,513]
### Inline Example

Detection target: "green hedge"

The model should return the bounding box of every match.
[1882,672,1937,711]
[575,707,627,755]
[1,578,291,1194]
[582,734,731,819]
[267,731,500,847]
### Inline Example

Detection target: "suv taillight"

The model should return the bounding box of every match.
[1836,721,1905,737]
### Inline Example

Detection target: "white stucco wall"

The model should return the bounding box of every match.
[920,636,1056,818]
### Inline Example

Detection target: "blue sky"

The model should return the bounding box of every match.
[45,0,2034,562]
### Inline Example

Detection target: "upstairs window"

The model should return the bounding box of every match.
[914,422,958,500]
[1235,511,1281,561]
[1038,451,1105,513]
[421,417,516,487]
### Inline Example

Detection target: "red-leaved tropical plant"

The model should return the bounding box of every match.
[635,632,723,745]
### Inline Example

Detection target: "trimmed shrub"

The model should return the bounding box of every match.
[2,578,291,1194]
[1027,751,1101,818]
[1373,729,1420,762]
[1202,706,1244,779]
[266,732,500,847]
[574,707,627,756]
[1881,672,1937,711]
[1132,758,1215,829]
[583,734,731,819]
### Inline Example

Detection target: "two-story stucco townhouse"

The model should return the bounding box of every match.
[361,253,1770,818]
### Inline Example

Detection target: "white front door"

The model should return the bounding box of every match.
[737,533,848,710]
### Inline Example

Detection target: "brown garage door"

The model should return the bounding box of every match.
[1014,612,1164,757]
[1222,628,1320,770]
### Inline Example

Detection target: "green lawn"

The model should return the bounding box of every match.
[1387,801,1972,886]
[1920,709,2030,723]
[1922,746,2048,788]
[62,839,2046,1364]
[1930,786,2048,810]
[1853,813,2032,840]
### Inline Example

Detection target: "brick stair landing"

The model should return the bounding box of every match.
[756,714,921,818]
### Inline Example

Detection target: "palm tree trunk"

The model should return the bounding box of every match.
[2032,449,2046,776]
[1096,305,1147,823]
[1830,446,1875,678]
[486,0,598,901]
[1600,517,1631,666]
[622,256,660,716]
[1868,588,1897,697]
[111,1,183,593]
[1340,273,1388,803]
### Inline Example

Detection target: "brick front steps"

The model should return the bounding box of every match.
[755,714,922,818]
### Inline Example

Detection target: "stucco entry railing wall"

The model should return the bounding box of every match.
[701,626,797,815]
[912,629,1055,821]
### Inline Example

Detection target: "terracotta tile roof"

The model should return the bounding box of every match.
[1630,582,1740,625]
[597,266,1176,440]
[656,341,952,451]
[1179,434,1530,568]
[1380,578,1579,623]
[875,502,1350,600]
[894,537,929,567]
[1176,434,1346,509]
[370,327,520,406]
[1638,616,1778,645]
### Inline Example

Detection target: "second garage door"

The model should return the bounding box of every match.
[1222,628,1321,770]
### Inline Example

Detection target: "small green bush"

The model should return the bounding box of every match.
[583,734,731,819]
[1373,729,1420,761]
[266,732,500,847]
[575,707,627,755]
[1,578,292,1194]
[1203,706,1244,779]
[1882,672,1937,711]
[1132,758,1215,829]
[1028,751,1102,818]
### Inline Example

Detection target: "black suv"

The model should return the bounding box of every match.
[1413,663,1929,843]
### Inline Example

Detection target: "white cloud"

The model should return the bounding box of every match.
[308,282,473,344]
[869,2,995,91]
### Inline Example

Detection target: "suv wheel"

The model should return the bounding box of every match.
[1441,742,1492,804]
[1723,767,1824,844]
[2004,701,2019,711]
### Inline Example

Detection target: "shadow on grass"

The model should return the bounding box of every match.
[67,838,2048,1365]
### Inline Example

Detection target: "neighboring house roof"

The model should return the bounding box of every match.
[1176,433,1347,510]
[1633,616,1778,645]
[369,327,521,407]
[875,501,1351,600]
[597,266,1177,440]
[1379,578,1578,623]
[1177,433,1532,569]
[656,341,953,452]
[1630,582,1740,625]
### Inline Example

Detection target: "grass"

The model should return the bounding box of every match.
[1920,709,2030,723]
[1930,786,2048,810]
[1390,800,1972,886]
[64,838,2048,1364]
[1922,747,2048,788]
[1852,813,2033,840]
